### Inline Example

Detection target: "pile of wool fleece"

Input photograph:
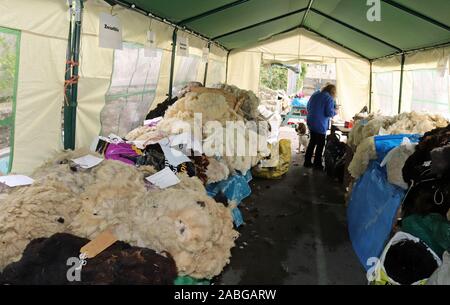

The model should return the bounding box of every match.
[159,88,269,177]
[348,112,449,149]
[205,158,230,184]
[125,125,161,142]
[164,91,239,124]
[212,83,261,121]
[70,169,238,279]
[347,137,377,179]
[385,112,448,135]
[0,151,238,279]
[382,140,417,189]
[347,112,449,178]
[0,149,96,268]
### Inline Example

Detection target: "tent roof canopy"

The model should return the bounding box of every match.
[106,0,450,60]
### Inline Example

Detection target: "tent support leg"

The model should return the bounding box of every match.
[64,0,83,150]
[398,54,405,114]
[63,16,73,150]
[203,42,211,86]
[225,50,230,84]
[168,28,178,100]
[369,61,373,112]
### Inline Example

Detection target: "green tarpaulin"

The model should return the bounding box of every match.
[108,0,450,59]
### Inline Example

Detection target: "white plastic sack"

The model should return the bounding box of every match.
[426,251,450,285]
[371,232,442,285]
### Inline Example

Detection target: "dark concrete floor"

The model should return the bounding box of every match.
[216,149,366,285]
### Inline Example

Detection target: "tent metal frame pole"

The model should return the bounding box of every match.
[168,28,178,100]
[203,42,211,86]
[179,0,250,25]
[212,8,307,40]
[372,42,450,62]
[63,15,73,150]
[381,0,450,32]
[299,0,315,28]
[369,60,373,113]
[225,50,230,84]
[64,0,83,150]
[310,8,402,52]
[398,53,405,114]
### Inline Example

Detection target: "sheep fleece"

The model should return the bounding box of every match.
[0,151,238,279]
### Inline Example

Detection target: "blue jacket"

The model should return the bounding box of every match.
[306,90,336,134]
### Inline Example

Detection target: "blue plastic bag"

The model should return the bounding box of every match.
[348,161,406,270]
[347,135,422,269]
[374,134,421,162]
[206,171,252,205]
[232,208,244,227]
[206,171,252,228]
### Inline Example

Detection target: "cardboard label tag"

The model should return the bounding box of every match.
[99,13,123,49]
[80,230,118,259]
[202,47,209,63]
[177,37,189,57]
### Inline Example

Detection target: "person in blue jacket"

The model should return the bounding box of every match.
[304,84,338,169]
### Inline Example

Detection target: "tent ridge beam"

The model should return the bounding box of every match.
[250,24,302,47]
[104,0,229,51]
[310,8,402,52]
[299,0,315,28]
[381,0,450,32]
[179,0,250,25]
[212,7,308,40]
[302,25,370,60]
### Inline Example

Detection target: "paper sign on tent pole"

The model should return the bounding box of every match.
[177,36,189,57]
[99,13,123,49]
[144,31,157,57]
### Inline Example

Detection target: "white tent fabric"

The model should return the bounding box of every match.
[0,0,447,174]
[371,46,450,117]
[0,0,68,174]
[227,28,371,120]
[0,0,227,174]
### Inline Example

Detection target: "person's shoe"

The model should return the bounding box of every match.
[304,162,313,168]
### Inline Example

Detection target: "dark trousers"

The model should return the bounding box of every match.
[304,131,326,167]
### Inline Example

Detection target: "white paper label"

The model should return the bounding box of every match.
[159,139,191,167]
[177,37,189,57]
[147,31,156,46]
[146,167,180,189]
[0,175,34,187]
[202,47,209,63]
[144,31,157,57]
[71,155,104,169]
[99,13,123,50]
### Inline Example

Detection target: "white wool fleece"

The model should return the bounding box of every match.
[0,151,238,279]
